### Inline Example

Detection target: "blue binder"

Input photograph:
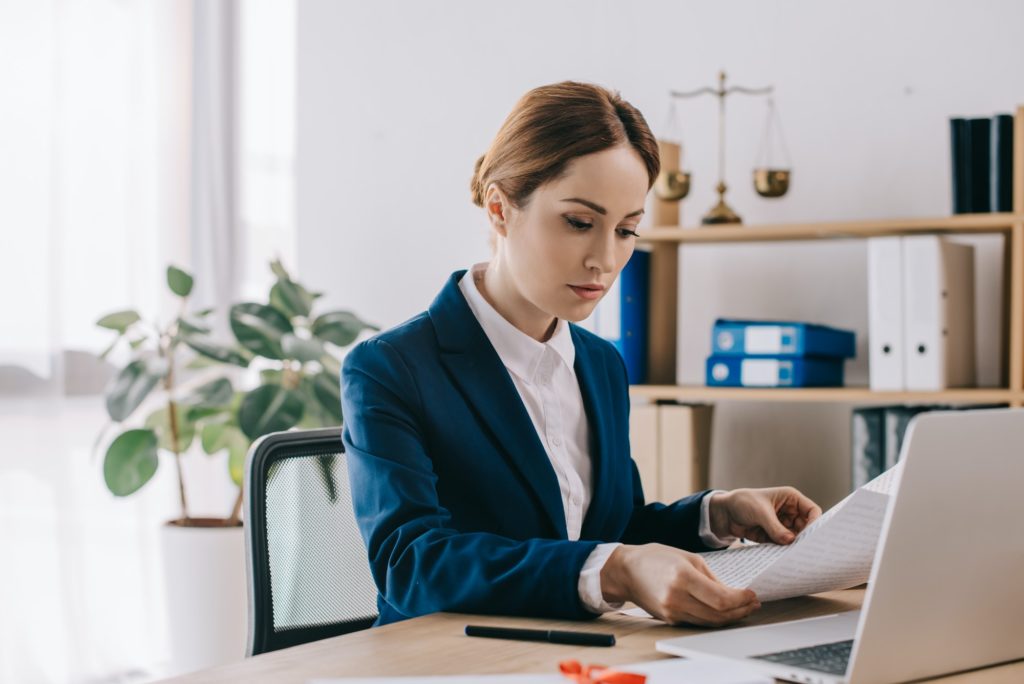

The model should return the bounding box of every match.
[614,250,649,384]
[711,319,855,359]
[705,355,845,387]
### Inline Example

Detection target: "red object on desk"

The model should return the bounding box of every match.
[559,659,646,684]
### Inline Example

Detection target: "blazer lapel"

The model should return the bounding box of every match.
[572,326,614,538]
[429,272,568,539]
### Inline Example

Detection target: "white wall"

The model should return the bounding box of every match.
[296,0,1024,507]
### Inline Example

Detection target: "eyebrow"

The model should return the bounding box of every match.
[560,197,645,218]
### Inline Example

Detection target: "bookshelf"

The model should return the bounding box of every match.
[631,105,1024,409]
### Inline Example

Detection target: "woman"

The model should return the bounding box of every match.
[340,81,821,627]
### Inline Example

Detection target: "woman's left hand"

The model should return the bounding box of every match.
[708,487,822,545]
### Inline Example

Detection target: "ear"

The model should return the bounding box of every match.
[483,183,510,237]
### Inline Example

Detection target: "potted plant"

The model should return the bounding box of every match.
[95,260,376,673]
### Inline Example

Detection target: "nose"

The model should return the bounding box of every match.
[583,230,616,275]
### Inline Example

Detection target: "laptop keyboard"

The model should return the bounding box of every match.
[753,639,854,676]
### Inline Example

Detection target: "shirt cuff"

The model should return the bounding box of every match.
[578,542,625,614]
[699,489,737,549]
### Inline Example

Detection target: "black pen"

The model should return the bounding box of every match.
[464,624,615,647]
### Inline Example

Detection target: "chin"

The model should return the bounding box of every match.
[559,301,599,324]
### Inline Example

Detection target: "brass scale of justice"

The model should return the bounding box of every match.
[655,71,792,225]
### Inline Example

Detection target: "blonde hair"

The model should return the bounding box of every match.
[470,81,660,210]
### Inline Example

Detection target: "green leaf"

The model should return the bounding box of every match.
[296,376,326,429]
[313,371,343,424]
[105,357,167,422]
[184,336,251,367]
[238,385,304,440]
[311,311,378,347]
[320,353,342,377]
[97,310,141,334]
[177,315,211,336]
[103,429,159,496]
[188,389,244,423]
[201,422,227,454]
[270,278,315,318]
[182,377,233,408]
[128,337,147,350]
[167,265,194,297]
[228,435,248,487]
[194,307,215,317]
[269,259,291,280]
[260,369,284,385]
[98,336,120,361]
[230,303,293,360]
[186,404,230,423]
[145,406,196,453]
[199,423,249,487]
[282,333,325,364]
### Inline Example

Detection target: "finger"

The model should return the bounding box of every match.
[763,511,797,544]
[672,595,761,627]
[792,505,822,534]
[743,528,773,544]
[691,554,719,582]
[790,489,823,523]
[803,501,823,523]
[686,570,759,612]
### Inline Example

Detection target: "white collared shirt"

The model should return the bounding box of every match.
[458,263,731,613]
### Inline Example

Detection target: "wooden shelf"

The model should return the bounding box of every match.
[629,385,1022,405]
[638,105,1024,404]
[639,213,1023,245]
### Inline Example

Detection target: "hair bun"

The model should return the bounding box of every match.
[470,154,486,207]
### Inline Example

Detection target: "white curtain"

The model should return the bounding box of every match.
[191,0,240,334]
[0,1,192,395]
[0,0,296,681]
[0,3,195,681]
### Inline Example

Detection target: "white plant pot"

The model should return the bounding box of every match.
[160,520,247,675]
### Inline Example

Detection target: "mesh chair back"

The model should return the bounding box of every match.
[245,428,378,655]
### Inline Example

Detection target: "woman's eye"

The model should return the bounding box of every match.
[618,227,640,238]
[565,217,592,231]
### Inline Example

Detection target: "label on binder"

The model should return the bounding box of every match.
[745,327,786,354]
[741,359,793,386]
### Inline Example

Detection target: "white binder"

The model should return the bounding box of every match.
[867,237,906,390]
[902,236,976,390]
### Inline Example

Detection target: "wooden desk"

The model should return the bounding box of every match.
[162,589,1023,683]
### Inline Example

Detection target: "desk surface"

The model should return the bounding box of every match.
[162,589,1023,683]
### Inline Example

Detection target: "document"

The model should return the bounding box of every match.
[704,465,900,601]
[705,487,889,601]
[623,465,901,616]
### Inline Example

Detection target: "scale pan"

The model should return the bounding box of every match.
[654,170,691,201]
[753,168,790,197]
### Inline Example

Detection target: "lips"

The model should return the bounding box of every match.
[568,284,605,301]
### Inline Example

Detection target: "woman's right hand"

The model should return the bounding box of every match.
[600,543,760,627]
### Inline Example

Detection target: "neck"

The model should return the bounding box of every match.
[477,261,557,343]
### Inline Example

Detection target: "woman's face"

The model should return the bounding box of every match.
[492,143,649,325]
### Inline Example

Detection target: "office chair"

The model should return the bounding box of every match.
[244,427,379,656]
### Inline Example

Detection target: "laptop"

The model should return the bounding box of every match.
[656,408,1024,684]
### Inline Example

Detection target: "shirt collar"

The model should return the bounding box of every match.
[458,263,575,385]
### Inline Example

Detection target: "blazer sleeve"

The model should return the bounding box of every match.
[340,337,601,621]
[621,461,714,551]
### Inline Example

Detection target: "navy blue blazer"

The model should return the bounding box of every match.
[340,270,711,625]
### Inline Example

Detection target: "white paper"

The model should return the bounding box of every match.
[308,656,771,684]
[623,465,902,616]
[700,465,899,601]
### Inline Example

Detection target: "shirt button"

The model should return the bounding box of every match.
[552,436,562,446]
